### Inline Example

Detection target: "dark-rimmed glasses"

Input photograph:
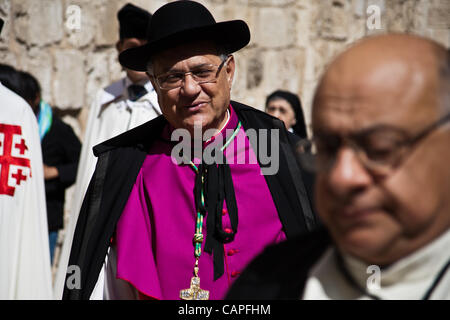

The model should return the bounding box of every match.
[152,55,230,90]
[297,112,450,176]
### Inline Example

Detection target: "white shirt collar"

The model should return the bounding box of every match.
[122,77,158,111]
[303,228,450,299]
[124,77,154,93]
[342,228,450,298]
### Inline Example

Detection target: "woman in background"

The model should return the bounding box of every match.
[265,90,308,139]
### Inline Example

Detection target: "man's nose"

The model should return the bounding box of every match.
[180,73,201,96]
[327,148,372,197]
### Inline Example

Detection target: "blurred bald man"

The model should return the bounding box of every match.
[226,34,450,300]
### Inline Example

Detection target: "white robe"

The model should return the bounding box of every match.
[0,83,52,299]
[54,77,161,299]
[302,228,450,300]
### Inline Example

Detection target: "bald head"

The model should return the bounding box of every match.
[314,34,449,124]
[312,34,450,266]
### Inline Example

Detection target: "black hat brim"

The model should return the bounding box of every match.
[119,20,250,72]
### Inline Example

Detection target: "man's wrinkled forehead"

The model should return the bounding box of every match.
[312,94,383,134]
[313,49,437,134]
[151,41,221,72]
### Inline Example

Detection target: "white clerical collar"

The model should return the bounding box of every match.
[204,108,231,143]
[341,228,450,299]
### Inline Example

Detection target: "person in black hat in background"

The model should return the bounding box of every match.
[63,0,317,300]
[54,3,161,299]
[265,90,308,139]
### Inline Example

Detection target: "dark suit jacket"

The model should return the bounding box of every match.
[42,116,81,231]
[63,101,319,299]
[226,227,331,299]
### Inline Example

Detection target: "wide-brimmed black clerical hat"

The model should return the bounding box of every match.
[119,1,250,71]
[118,3,152,40]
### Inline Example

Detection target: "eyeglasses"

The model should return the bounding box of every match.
[152,56,230,90]
[297,112,450,176]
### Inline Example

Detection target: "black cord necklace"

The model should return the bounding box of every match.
[335,251,450,300]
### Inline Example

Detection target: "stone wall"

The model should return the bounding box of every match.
[1,0,449,276]
[1,0,449,135]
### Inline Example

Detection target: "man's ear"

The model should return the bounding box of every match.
[225,55,235,87]
[116,40,123,53]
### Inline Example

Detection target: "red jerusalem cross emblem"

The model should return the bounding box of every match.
[0,124,31,196]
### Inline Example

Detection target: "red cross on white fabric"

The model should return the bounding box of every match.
[0,124,31,196]
[11,169,27,185]
[14,139,28,155]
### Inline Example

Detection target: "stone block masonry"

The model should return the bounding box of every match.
[0,0,448,274]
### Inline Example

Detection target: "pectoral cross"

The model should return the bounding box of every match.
[180,267,209,300]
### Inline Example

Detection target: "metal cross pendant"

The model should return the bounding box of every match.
[179,276,209,300]
[180,267,209,300]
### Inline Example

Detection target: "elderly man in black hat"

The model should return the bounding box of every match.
[63,1,317,300]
